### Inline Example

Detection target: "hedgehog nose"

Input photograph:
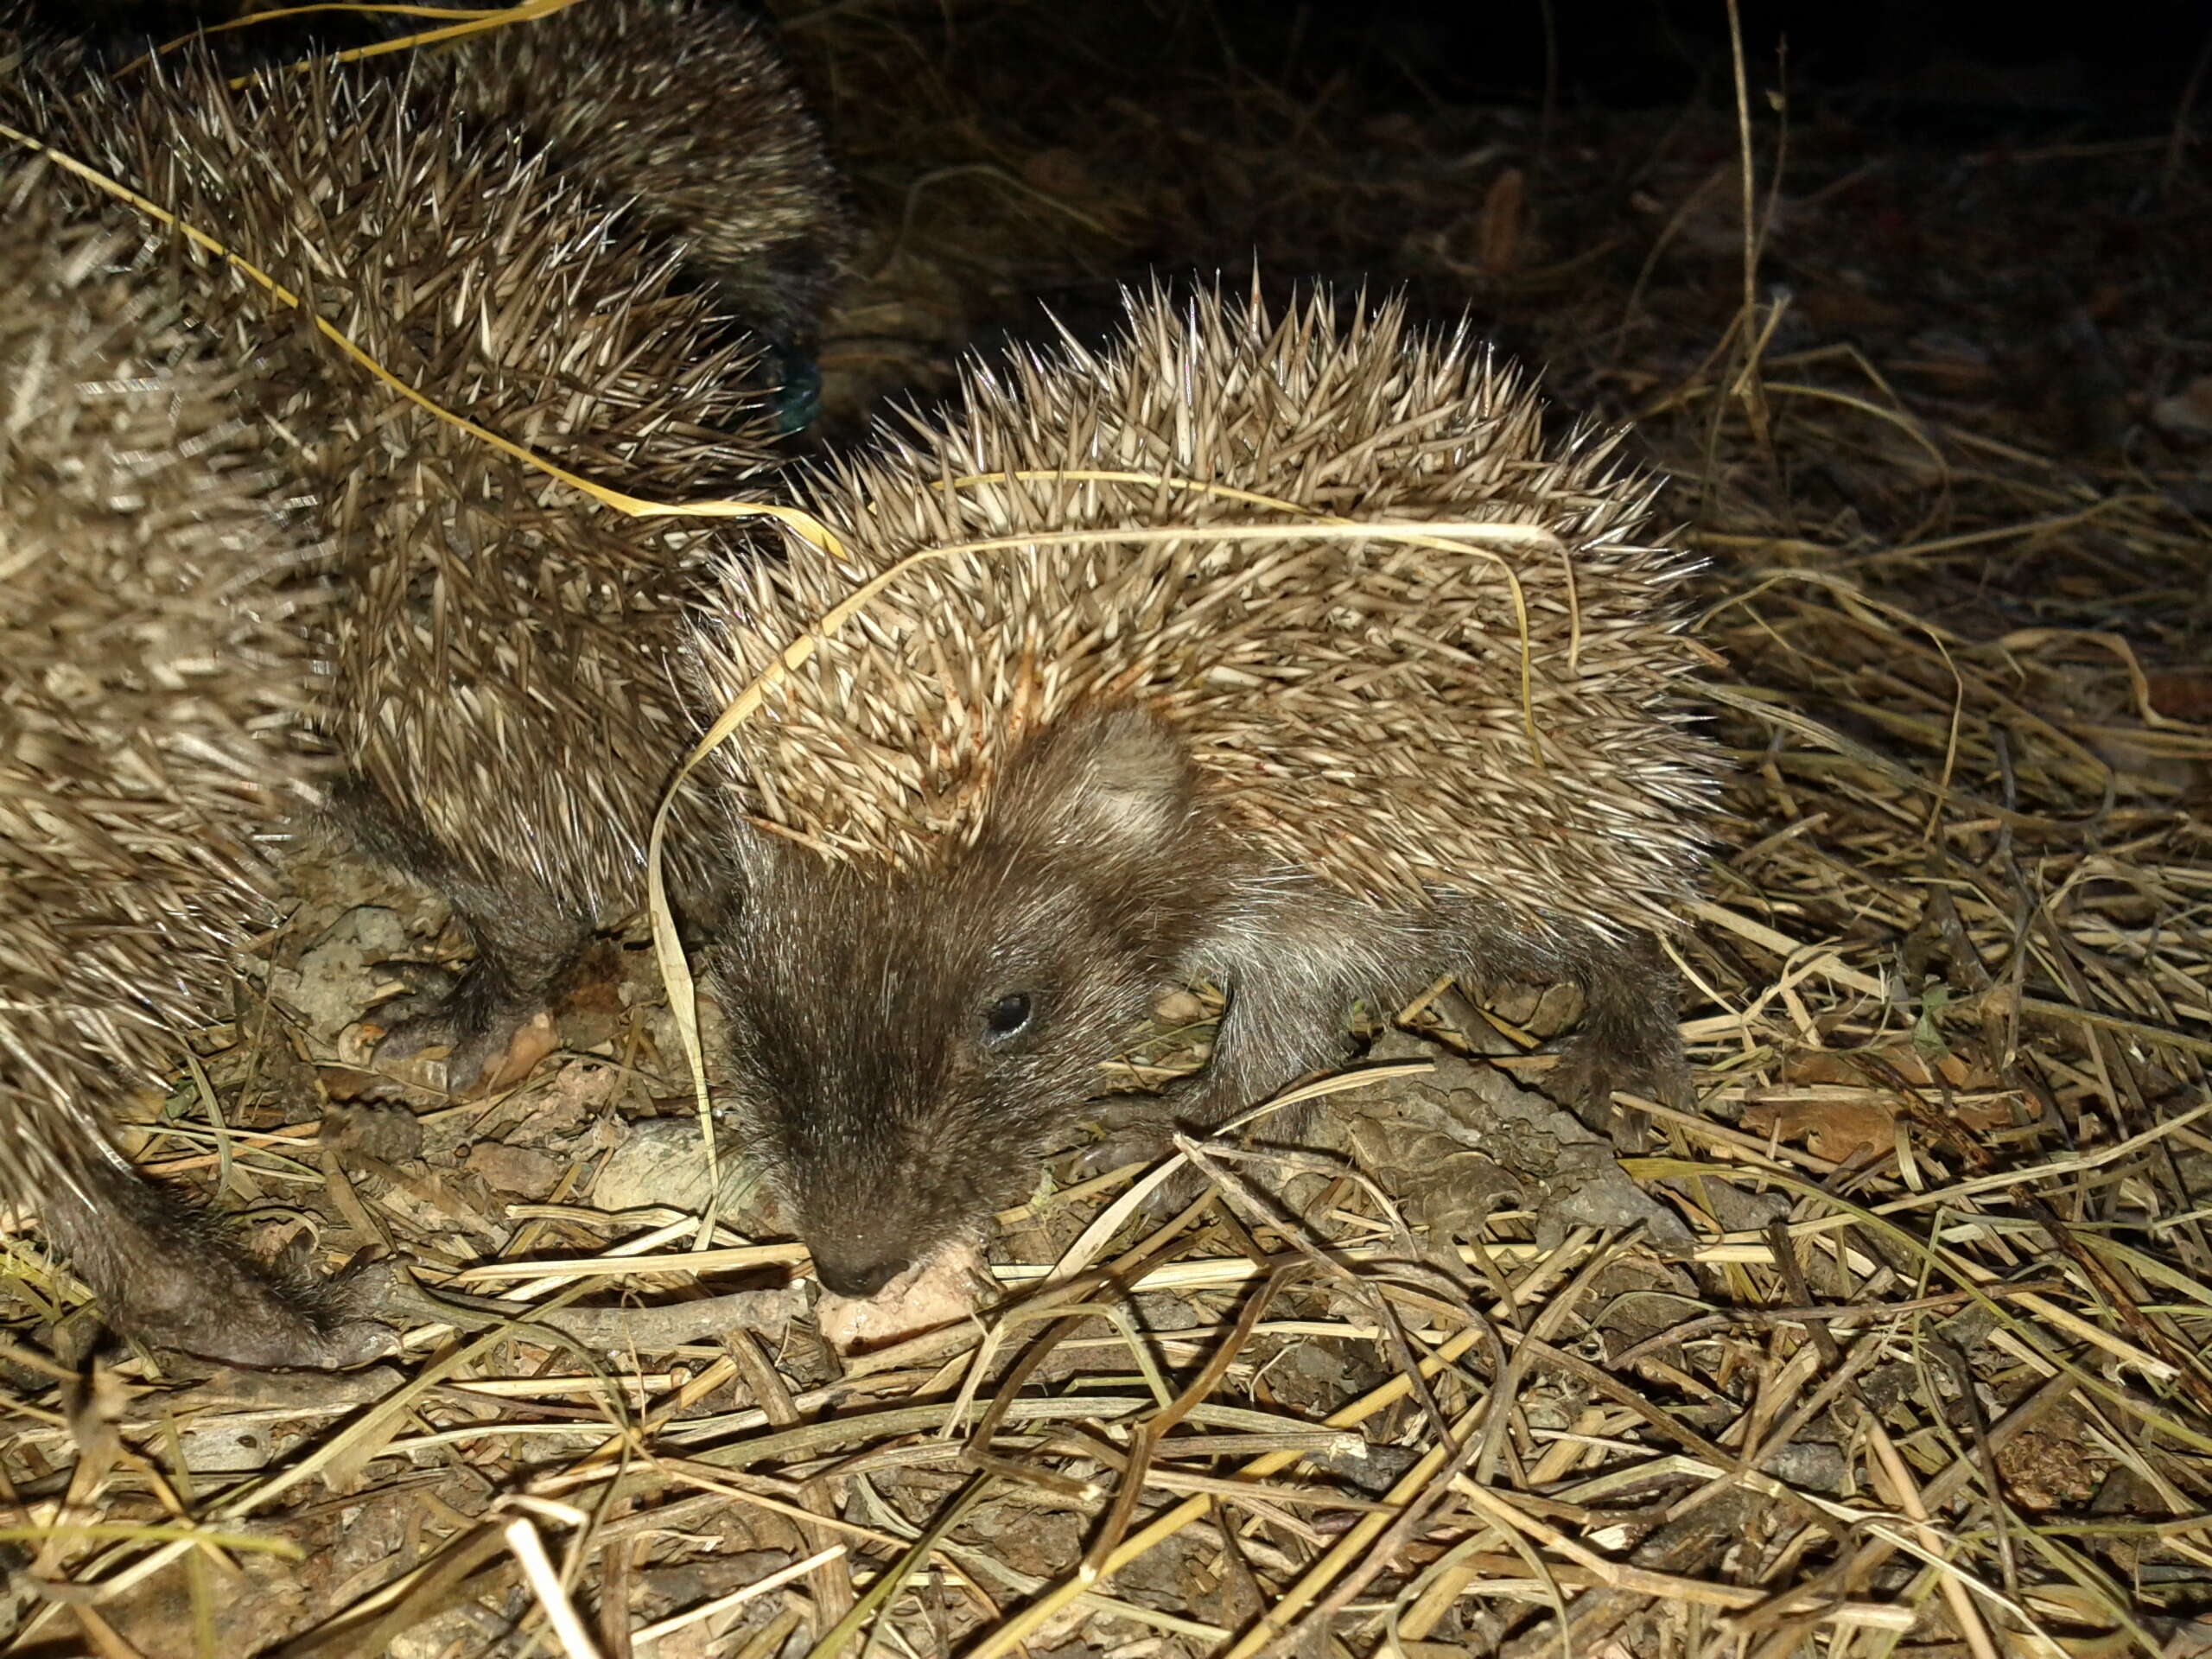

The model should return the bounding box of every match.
[816,1253,910,1300]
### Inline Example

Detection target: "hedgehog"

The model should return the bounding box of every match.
[0,35,801,1361]
[691,284,1723,1300]
[422,0,853,428]
[29,44,798,1077]
[0,168,391,1366]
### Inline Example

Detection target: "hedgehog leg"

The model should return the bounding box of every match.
[323,779,594,1092]
[1423,903,1689,1131]
[39,1147,395,1370]
[1166,887,1440,1136]
[1068,943,1379,1202]
[1192,976,1370,1135]
[1549,931,1692,1124]
[1077,970,1365,1215]
[1158,899,1424,1171]
[370,900,590,1092]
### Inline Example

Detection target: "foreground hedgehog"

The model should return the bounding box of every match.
[694,286,1722,1299]
[0,22,817,1360]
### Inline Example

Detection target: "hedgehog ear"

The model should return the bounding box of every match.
[1020,706,1197,854]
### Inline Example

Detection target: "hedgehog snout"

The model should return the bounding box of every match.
[811,1243,912,1300]
[797,1159,989,1300]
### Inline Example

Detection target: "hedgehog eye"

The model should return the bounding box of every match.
[982,992,1034,1041]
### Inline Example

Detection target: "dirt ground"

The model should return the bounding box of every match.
[3,3,2210,1656]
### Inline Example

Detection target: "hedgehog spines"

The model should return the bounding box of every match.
[696,283,1720,944]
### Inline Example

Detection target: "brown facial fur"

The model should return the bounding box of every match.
[715,709,1242,1294]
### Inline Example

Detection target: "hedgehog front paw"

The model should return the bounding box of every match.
[1073,1096,1178,1173]
[159,1255,401,1371]
[1543,1036,1621,1123]
[1545,1029,1691,1138]
[371,958,559,1095]
[44,1172,402,1370]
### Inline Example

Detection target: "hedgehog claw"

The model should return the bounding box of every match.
[1069,1117,1175,1185]
[371,957,463,1006]
[171,1255,401,1371]
[1545,1032,1691,1146]
[1543,1038,1621,1122]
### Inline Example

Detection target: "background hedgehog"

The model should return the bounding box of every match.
[692,285,1723,1299]
[0,27,811,1360]
[29,43,791,1082]
[424,0,852,429]
[0,167,390,1365]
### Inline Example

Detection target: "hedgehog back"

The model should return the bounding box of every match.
[29,52,785,920]
[428,0,852,347]
[695,286,1720,945]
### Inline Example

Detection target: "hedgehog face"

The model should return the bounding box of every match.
[712,707,1236,1299]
